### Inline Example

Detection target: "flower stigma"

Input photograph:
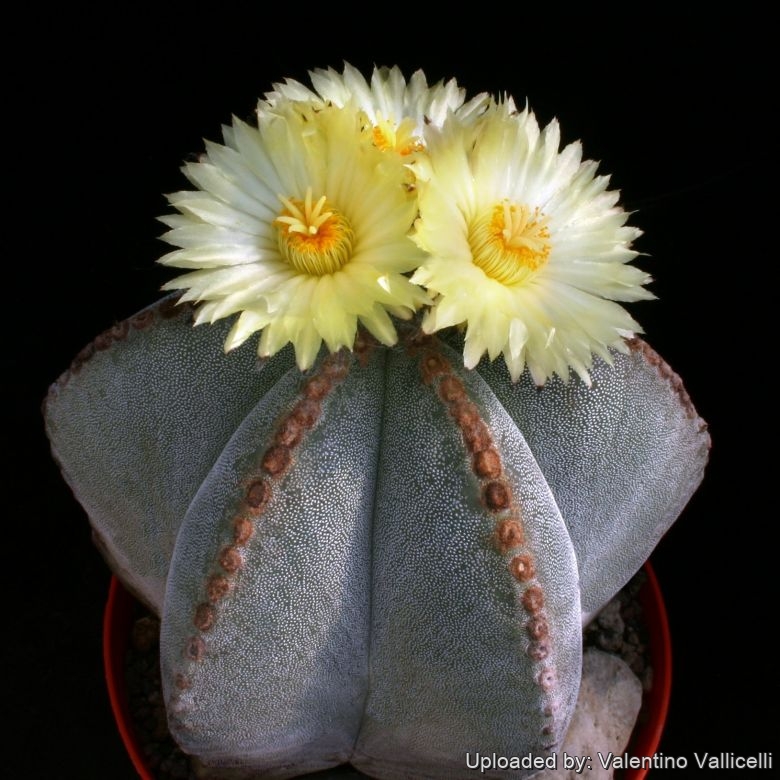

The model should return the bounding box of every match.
[468,201,552,285]
[371,114,424,156]
[275,187,355,276]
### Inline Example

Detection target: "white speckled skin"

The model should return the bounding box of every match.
[44,298,295,611]
[162,351,382,775]
[351,345,580,779]
[45,301,708,779]
[463,334,710,616]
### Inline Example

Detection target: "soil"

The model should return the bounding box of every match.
[125,572,651,780]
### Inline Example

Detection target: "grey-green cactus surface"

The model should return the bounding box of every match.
[44,297,709,778]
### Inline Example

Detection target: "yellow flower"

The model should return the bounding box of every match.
[411,101,653,386]
[159,101,427,369]
[263,62,489,158]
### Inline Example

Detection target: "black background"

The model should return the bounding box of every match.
[8,6,774,778]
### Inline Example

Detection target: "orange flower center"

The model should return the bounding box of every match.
[468,201,551,285]
[371,115,424,156]
[275,187,354,276]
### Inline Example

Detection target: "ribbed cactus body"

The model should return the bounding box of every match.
[44,297,709,778]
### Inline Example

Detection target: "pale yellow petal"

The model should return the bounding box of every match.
[413,102,649,385]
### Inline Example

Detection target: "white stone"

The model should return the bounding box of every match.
[532,648,643,780]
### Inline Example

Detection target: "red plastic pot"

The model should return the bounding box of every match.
[624,563,672,780]
[104,563,671,780]
[103,576,150,779]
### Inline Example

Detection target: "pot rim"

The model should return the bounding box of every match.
[624,562,672,780]
[104,562,672,780]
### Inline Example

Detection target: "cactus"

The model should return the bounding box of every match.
[44,65,708,779]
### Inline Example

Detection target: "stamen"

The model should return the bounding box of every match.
[275,187,354,276]
[371,114,424,156]
[468,200,552,285]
